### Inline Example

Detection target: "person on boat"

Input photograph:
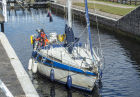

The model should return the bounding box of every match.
[35,29,49,47]
[40,29,49,45]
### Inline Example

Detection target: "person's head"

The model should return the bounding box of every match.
[40,29,44,32]
[36,29,41,33]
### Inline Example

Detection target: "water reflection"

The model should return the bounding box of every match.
[114,35,140,73]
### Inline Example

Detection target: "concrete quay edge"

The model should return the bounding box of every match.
[0,32,39,97]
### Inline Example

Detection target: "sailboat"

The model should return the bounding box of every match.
[28,0,102,91]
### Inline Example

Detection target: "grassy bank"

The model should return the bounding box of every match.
[73,3,135,16]
[89,0,138,7]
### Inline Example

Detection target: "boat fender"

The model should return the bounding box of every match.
[67,75,72,89]
[32,62,38,73]
[99,70,103,79]
[58,34,65,42]
[50,69,55,82]
[28,58,32,70]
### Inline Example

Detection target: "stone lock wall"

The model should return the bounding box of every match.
[51,3,140,39]
[117,6,140,36]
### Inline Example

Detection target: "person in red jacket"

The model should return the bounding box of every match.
[36,29,49,47]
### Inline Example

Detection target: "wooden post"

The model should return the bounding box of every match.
[126,0,127,4]
[1,23,4,32]
[8,10,10,16]
[135,0,137,5]
[121,0,123,4]
[130,0,132,5]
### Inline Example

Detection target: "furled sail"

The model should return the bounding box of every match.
[65,24,75,54]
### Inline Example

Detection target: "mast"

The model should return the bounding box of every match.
[84,0,94,61]
[67,0,72,28]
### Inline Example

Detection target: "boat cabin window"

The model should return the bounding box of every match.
[45,59,53,64]
[32,52,38,58]
[37,55,42,62]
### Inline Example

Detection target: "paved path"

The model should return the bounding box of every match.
[72,0,135,8]
[87,1,135,8]
[0,41,25,97]
[57,0,135,8]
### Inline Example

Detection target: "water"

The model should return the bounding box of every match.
[4,8,140,97]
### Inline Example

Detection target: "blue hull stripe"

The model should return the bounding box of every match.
[32,51,97,76]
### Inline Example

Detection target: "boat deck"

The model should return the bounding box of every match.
[40,46,93,69]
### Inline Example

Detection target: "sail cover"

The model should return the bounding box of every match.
[65,24,75,54]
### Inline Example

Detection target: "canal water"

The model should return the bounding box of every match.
[4,8,140,97]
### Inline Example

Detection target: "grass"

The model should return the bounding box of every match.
[73,3,135,16]
[89,0,138,7]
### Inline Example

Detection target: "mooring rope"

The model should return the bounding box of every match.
[92,1,105,74]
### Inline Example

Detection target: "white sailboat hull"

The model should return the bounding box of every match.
[37,62,97,91]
